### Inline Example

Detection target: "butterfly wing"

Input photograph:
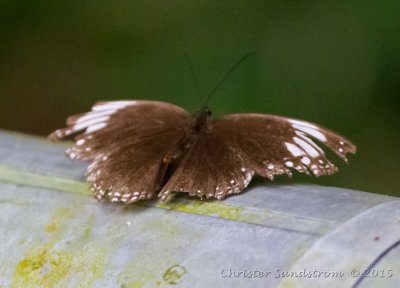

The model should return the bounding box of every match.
[49,100,190,203]
[159,128,255,200]
[160,113,356,200]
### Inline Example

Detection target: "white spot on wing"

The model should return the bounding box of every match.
[289,119,318,129]
[285,142,304,157]
[243,170,254,187]
[74,116,110,131]
[298,133,324,153]
[75,110,114,124]
[86,122,107,133]
[293,136,319,157]
[92,101,137,111]
[285,161,294,167]
[293,124,327,142]
[301,156,311,165]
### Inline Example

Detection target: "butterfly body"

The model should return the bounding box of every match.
[50,100,356,204]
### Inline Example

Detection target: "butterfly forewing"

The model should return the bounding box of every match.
[214,114,356,178]
[49,100,190,203]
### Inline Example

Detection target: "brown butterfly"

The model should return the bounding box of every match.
[49,99,356,204]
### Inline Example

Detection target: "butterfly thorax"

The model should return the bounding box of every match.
[161,107,211,166]
[192,106,212,134]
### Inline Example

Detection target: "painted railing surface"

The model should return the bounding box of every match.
[0,130,399,288]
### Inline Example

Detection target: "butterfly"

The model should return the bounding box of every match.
[49,100,356,204]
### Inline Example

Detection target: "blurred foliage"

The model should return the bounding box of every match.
[1,0,399,196]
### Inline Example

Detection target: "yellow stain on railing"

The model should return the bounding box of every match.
[11,206,105,288]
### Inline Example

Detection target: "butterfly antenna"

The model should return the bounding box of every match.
[204,52,256,106]
[184,53,204,104]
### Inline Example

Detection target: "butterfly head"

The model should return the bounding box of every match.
[204,106,212,117]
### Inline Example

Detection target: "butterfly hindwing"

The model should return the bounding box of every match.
[159,129,255,200]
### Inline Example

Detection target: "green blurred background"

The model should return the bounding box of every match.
[1,1,399,196]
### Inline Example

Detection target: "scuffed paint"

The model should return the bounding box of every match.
[46,223,57,233]
[11,207,105,288]
[163,265,187,285]
[12,246,73,288]
[156,199,242,220]
[12,245,106,288]
[120,278,156,288]
[83,213,95,241]
[116,218,188,288]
